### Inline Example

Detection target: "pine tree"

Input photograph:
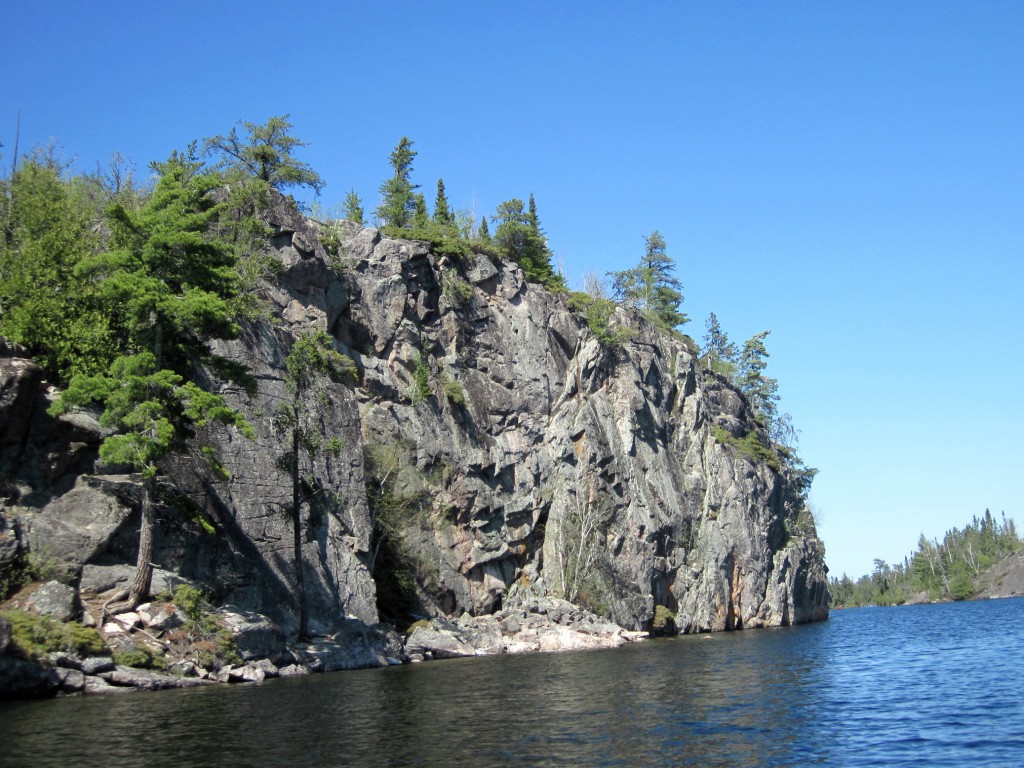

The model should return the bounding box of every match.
[343,189,364,224]
[49,154,253,607]
[433,178,454,228]
[376,137,418,228]
[609,231,687,331]
[204,115,324,194]
[477,215,490,242]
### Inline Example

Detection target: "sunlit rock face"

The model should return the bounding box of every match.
[1,193,827,640]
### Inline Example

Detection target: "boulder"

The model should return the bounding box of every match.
[219,607,285,662]
[26,479,135,567]
[26,581,78,621]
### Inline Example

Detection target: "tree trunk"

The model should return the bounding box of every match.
[293,421,309,640]
[128,476,157,607]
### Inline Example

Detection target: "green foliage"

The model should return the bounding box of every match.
[412,354,431,403]
[830,509,1023,607]
[0,609,107,661]
[652,605,677,635]
[441,373,466,406]
[433,178,454,228]
[113,641,168,670]
[493,198,562,288]
[343,189,364,224]
[172,584,208,622]
[0,156,115,383]
[364,442,432,625]
[738,331,779,431]
[701,312,738,379]
[204,115,325,194]
[441,270,473,305]
[568,292,633,347]
[711,426,781,472]
[376,137,418,228]
[52,352,251,478]
[609,231,687,331]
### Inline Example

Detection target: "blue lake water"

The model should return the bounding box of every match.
[2,597,1023,767]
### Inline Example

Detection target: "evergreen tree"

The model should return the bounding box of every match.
[609,231,687,331]
[49,154,253,607]
[376,137,418,228]
[433,178,454,228]
[279,330,356,639]
[0,155,113,382]
[527,193,542,234]
[204,115,324,194]
[493,198,559,285]
[702,312,737,378]
[412,192,429,229]
[477,215,490,242]
[737,330,779,429]
[343,189,364,224]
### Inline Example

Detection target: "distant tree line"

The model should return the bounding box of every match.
[831,509,1022,606]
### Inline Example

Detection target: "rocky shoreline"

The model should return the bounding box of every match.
[1,580,647,699]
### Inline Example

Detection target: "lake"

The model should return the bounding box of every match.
[2,598,1023,767]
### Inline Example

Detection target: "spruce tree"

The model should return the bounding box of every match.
[343,189,364,225]
[376,137,418,228]
[50,154,252,607]
[609,231,687,331]
[493,198,559,285]
[477,215,490,242]
[433,178,454,228]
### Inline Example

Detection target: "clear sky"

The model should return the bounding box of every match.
[4,1,1022,580]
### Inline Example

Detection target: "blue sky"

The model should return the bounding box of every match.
[4,2,1023,580]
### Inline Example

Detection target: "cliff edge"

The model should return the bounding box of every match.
[1,193,828,680]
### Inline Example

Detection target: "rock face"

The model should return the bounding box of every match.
[1,192,828,659]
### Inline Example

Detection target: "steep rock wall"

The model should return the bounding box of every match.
[1,195,828,639]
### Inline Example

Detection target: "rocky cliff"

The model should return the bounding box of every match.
[1,194,828,657]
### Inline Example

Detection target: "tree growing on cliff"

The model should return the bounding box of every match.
[433,178,454,229]
[204,115,325,195]
[343,189,364,225]
[49,154,253,608]
[493,197,561,287]
[737,330,779,430]
[0,153,114,383]
[277,330,356,639]
[701,312,738,378]
[609,231,687,332]
[376,137,418,228]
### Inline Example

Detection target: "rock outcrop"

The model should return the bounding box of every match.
[1,192,828,692]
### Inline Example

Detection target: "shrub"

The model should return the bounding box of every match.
[711,426,780,472]
[172,584,208,622]
[652,605,677,635]
[113,641,168,670]
[412,354,431,403]
[441,374,466,406]
[0,609,107,660]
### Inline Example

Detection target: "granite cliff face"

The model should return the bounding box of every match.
[1,194,828,652]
